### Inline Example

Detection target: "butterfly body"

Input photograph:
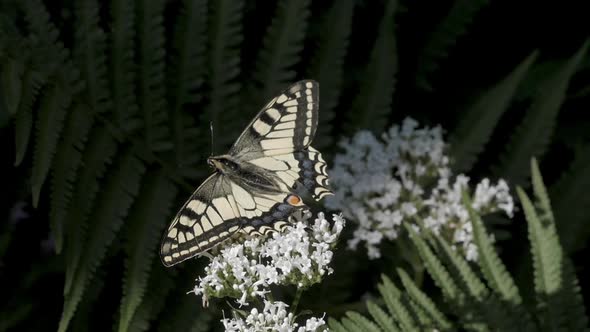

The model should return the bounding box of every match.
[208,155,284,194]
[161,80,332,267]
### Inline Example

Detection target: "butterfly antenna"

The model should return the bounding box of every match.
[209,121,214,156]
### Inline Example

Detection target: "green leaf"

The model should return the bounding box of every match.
[397,268,453,330]
[118,174,177,332]
[432,236,488,300]
[168,0,207,167]
[250,0,310,108]
[31,82,72,207]
[49,104,93,253]
[366,301,400,332]
[345,311,382,332]
[406,225,461,302]
[347,0,397,134]
[559,259,590,332]
[63,128,118,295]
[1,57,23,115]
[450,51,538,172]
[206,0,244,153]
[136,0,170,152]
[13,70,44,166]
[328,317,350,332]
[306,0,354,150]
[494,41,589,185]
[73,0,111,115]
[517,186,564,331]
[378,275,417,331]
[58,153,145,332]
[463,192,522,305]
[111,0,139,131]
[126,261,176,332]
[416,0,489,90]
[341,316,366,332]
[549,144,590,253]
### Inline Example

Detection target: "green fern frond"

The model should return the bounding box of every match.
[111,0,140,132]
[21,0,82,207]
[406,225,460,302]
[517,186,564,331]
[433,236,488,300]
[366,301,401,332]
[433,236,527,331]
[328,317,350,332]
[306,0,354,150]
[340,316,367,332]
[347,0,397,134]
[137,0,171,152]
[69,268,106,332]
[31,81,73,207]
[549,144,590,253]
[168,0,207,167]
[415,0,489,90]
[1,57,23,115]
[450,51,538,172]
[118,174,177,332]
[378,275,417,331]
[49,104,94,254]
[206,0,244,152]
[462,192,522,305]
[250,0,310,106]
[73,0,111,115]
[530,158,554,223]
[493,41,589,185]
[21,0,70,76]
[127,263,176,332]
[13,70,45,166]
[59,153,145,332]
[63,129,118,295]
[14,70,45,166]
[559,259,590,331]
[397,268,453,330]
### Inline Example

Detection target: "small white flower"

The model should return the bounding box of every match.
[192,212,345,306]
[221,300,327,332]
[327,118,514,261]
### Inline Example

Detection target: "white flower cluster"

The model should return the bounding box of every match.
[326,118,514,261]
[192,212,345,306]
[221,300,327,332]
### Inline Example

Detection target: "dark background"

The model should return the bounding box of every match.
[1,0,590,331]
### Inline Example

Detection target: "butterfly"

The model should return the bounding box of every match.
[160,80,333,267]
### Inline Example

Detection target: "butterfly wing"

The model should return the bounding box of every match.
[160,174,306,267]
[229,80,319,160]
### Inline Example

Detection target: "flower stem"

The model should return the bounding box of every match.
[291,288,303,313]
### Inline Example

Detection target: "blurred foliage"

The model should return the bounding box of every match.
[1,0,589,331]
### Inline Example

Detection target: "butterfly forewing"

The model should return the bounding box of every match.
[160,174,241,266]
[230,80,319,160]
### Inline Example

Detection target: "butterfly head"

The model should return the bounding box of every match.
[207,155,239,174]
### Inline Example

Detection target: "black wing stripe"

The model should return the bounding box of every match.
[231,80,319,160]
[295,147,333,200]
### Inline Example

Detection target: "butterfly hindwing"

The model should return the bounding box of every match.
[161,175,306,266]
[245,146,332,201]
[230,80,319,160]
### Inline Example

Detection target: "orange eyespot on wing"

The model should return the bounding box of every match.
[286,194,303,206]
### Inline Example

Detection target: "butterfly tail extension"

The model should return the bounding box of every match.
[297,146,333,201]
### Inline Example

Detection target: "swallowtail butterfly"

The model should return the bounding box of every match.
[160,80,332,267]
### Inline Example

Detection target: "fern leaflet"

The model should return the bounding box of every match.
[450,51,537,172]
